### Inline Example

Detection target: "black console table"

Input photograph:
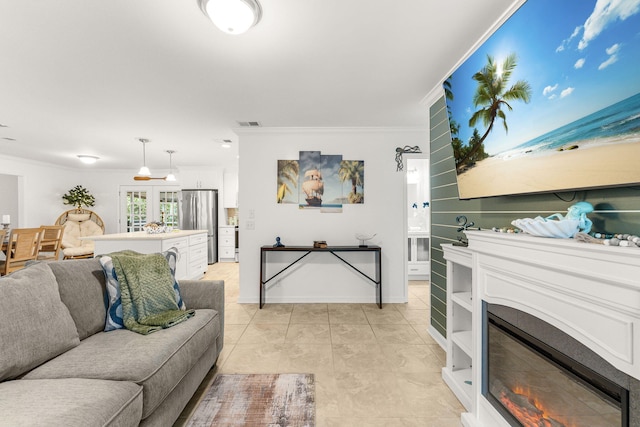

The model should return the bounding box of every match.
[259,245,382,309]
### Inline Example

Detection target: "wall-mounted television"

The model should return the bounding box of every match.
[446,0,640,199]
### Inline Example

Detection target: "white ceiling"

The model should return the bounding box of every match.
[0,0,517,172]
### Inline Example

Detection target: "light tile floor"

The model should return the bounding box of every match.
[174,263,464,426]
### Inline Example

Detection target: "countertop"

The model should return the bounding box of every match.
[81,230,207,241]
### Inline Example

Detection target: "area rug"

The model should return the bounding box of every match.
[186,374,315,427]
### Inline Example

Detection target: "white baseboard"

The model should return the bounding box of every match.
[428,325,446,350]
[236,296,410,304]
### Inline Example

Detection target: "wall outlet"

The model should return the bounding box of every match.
[245,220,255,230]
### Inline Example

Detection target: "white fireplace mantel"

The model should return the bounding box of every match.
[460,230,640,427]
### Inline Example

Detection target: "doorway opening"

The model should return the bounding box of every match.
[405,157,430,284]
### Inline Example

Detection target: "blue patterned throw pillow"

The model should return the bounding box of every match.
[99,248,186,332]
[99,255,123,332]
[164,247,187,310]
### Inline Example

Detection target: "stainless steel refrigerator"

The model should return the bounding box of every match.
[178,189,218,264]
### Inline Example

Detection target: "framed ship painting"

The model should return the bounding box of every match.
[277,151,365,211]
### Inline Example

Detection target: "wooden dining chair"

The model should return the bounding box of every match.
[0,228,7,259]
[0,228,43,276]
[37,225,65,261]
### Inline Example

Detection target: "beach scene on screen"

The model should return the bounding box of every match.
[446,0,640,199]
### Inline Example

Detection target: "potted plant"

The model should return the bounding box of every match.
[62,185,96,212]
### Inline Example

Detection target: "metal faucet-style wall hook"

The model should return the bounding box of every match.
[395,146,421,171]
[454,215,476,247]
[456,215,475,232]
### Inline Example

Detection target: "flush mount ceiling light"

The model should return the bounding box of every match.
[165,150,177,182]
[77,155,99,164]
[221,139,232,148]
[197,0,262,35]
[137,138,151,176]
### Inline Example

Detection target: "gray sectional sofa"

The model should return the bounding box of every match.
[0,258,224,427]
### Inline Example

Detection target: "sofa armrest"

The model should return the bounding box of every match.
[179,280,224,311]
[179,280,225,353]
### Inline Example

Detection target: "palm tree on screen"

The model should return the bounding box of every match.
[456,53,532,171]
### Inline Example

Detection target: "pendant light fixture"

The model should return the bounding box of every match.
[137,138,151,176]
[197,0,262,35]
[165,150,177,182]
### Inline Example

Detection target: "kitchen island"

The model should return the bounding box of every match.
[82,230,209,280]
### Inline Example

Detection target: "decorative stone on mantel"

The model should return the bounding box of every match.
[459,230,640,427]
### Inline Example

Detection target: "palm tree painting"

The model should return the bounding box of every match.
[444,0,640,199]
[278,151,365,210]
[456,53,531,172]
[277,160,299,204]
[338,160,364,204]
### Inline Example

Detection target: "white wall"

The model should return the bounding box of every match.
[0,154,225,233]
[0,174,19,226]
[236,127,428,304]
[0,154,94,228]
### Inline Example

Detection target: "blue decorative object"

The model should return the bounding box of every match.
[512,201,594,238]
[546,201,594,234]
[274,237,285,247]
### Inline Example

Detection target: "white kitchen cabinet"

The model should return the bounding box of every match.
[223,170,238,208]
[161,236,189,280]
[218,226,236,262]
[408,232,429,280]
[187,233,209,279]
[86,230,209,280]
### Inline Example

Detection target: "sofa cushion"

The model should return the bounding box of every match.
[62,244,95,257]
[61,219,101,253]
[67,213,91,222]
[0,378,142,427]
[48,259,107,340]
[0,263,80,381]
[24,308,220,419]
[80,219,103,238]
[61,220,82,248]
[100,248,186,332]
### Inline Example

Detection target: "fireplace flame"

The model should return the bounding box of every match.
[499,385,567,427]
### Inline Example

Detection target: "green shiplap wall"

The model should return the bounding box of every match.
[429,95,640,339]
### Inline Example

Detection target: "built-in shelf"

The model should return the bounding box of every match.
[443,366,473,412]
[452,291,472,312]
[442,243,474,413]
[452,330,473,356]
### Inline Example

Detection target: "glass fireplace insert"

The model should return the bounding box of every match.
[484,310,628,427]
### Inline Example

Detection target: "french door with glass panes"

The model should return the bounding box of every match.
[119,186,180,233]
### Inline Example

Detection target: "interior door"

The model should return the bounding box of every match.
[119,186,179,233]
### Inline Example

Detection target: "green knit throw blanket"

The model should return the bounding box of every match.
[110,250,194,335]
